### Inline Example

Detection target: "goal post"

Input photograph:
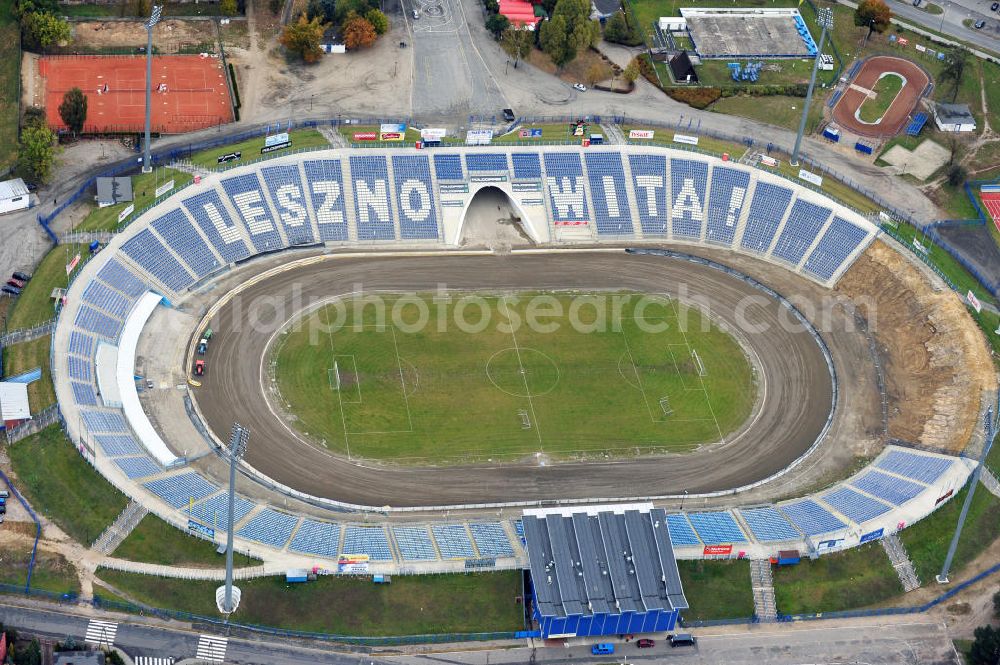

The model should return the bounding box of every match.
[329,361,341,391]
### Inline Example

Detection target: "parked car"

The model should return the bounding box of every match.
[197,338,208,355]
[636,639,655,648]
[6,278,25,289]
[669,633,696,647]
[502,108,516,122]
[573,83,587,92]
[194,359,206,376]
[992,2,999,11]
[974,18,987,27]
[591,643,614,655]
[12,271,31,282]
[2,286,21,296]
[412,9,419,18]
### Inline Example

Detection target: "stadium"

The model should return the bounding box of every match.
[40,139,995,639]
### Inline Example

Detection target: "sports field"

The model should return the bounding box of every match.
[858,73,905,124]
[273,292,756,464]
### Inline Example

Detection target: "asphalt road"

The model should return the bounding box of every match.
[890,0,1000,51]
[195,252,838,508]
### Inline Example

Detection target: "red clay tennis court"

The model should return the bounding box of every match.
[39,55,233,134]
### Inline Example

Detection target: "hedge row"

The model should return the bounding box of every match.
[228,62,241,122]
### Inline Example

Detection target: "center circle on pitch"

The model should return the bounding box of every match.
[423,3,444,16]
[486,348,560,397]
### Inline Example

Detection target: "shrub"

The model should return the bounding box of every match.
[665,86,721,109]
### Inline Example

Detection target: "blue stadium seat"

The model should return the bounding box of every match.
[220,174,286,253]
[584,152,634,236]
[469,522,515,557]
[121,230,195,292]
[802,216,868,281]
[740,182,794,253]
[96,259,148,298]
[392,154,440,240]
[821,486,892,523]
[665,513,701,546]
[74,305,124,341]
[670,158,709,239]
[738,506,800,542]
[82,280,133,319]
[151,209,221,279]
[69,331,95,357]
[95,434,144,457]
[431,524,476,558]
[237,509,299,548]
[850,470,926,506]
[71,381,98,405]
[302,160,350,242]
[392,526,438,560]
[289,519,341,558]
[112,455,162,479]
[181,190,253,264]
[143,472,218,508]
[433,154,465,181]
[686,511,747,544]
[185,493,256,528]
[779,499,846,536]
[705,166,751,246]
[349,155,396,241]
[343,525,393,561]
[465,153,509,172]
[81,409,128,433]
[543,153,589,224]
[627,154,668,235]
[770,199,832,265]
[875,450,953,485]
[511,153,542,180]
[68,356,91,381]
[260,164,318,246]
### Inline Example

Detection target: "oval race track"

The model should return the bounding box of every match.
[196,252,836,508]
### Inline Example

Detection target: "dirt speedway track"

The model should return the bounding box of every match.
[195,252,837,507]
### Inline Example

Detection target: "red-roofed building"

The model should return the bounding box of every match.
[499,0,542,29]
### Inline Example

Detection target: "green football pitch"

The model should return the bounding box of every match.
[272,292,756,464]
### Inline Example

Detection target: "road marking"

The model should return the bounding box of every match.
[134,658,174,665]
[84,619,118,647]
[195,634,228,662]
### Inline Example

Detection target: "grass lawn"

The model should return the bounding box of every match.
[709,94,824,134]
[190,128,329,170]
[272,293,755,464]
[113,514,260,567]
[5,243,87,331]
[857,73,905,123]
[772,542,902,614]
[340,125,423,145]
[1,335,56,412]
[765,157,881,214]
[0,543,80,595]
[899,480,1000,584]
[97,569,524,635]
[58,1,235,17]
[0,0,18,174]
[76,168,193,232]
[9,425,128,545]
[622,126,747,158]
[677,560,754,621]
[697,58,817,88]
[493,123,584,144]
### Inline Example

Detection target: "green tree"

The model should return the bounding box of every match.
[939,47,968,102]
[365,8,389,34]
[58,87,87,136]
[500,25,533,68]
[333,0,372,26]
[307,0,336,23]
[623,57,640,84]
[970,625,1000,665]
[603,10,628,43]
[278,12,328,63]
[539,14,572,67]
[269,0,282,14]
[22,105,46,129]
[21,11,71,49]
[342,11,377,49]
[14,0,58,19]
[19,123,58,183]
[15,638,42,665]
[993,589,1000,619]
[485,12,510,38]
[220,0,238,15]
[854,0,892,37]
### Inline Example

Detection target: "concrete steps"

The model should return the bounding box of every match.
[882,533,921,592]
[750,558,778,622]
[92,499,148,555]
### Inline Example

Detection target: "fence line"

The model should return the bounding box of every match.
[5,405,61,444]
[0,320,56,347]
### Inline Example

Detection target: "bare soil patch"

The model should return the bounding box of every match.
[69,19,217,52]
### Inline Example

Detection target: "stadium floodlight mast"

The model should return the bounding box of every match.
[791,7,833,167]
[936,406,995,584]
[216,423,249,613]
[141,4,163,174]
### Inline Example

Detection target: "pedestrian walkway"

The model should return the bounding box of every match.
[93,499,149,555]
[980,467,1000,499]
[134,658,173,665]
[195,635,228,662]
[85,619,118,648]
[750,559,777,622]
[882,534,920,592]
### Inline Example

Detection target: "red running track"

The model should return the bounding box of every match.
[39,55,234,134]
[832,56,929,139]
[983,192,1000,233]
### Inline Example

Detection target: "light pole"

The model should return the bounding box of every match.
[791,7,833,167]
[142,5,163,174]
[936,406,995,583]
[216,423,249,613]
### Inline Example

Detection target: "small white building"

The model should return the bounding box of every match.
[659,16,687,31]
[933,102,976,133]
[0,381,31,426]
[0,178,30,215]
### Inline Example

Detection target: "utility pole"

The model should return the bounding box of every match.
[936,406,995,583]
[142,5,163,174]
[216,423,249,613]
[791,8,833,166]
